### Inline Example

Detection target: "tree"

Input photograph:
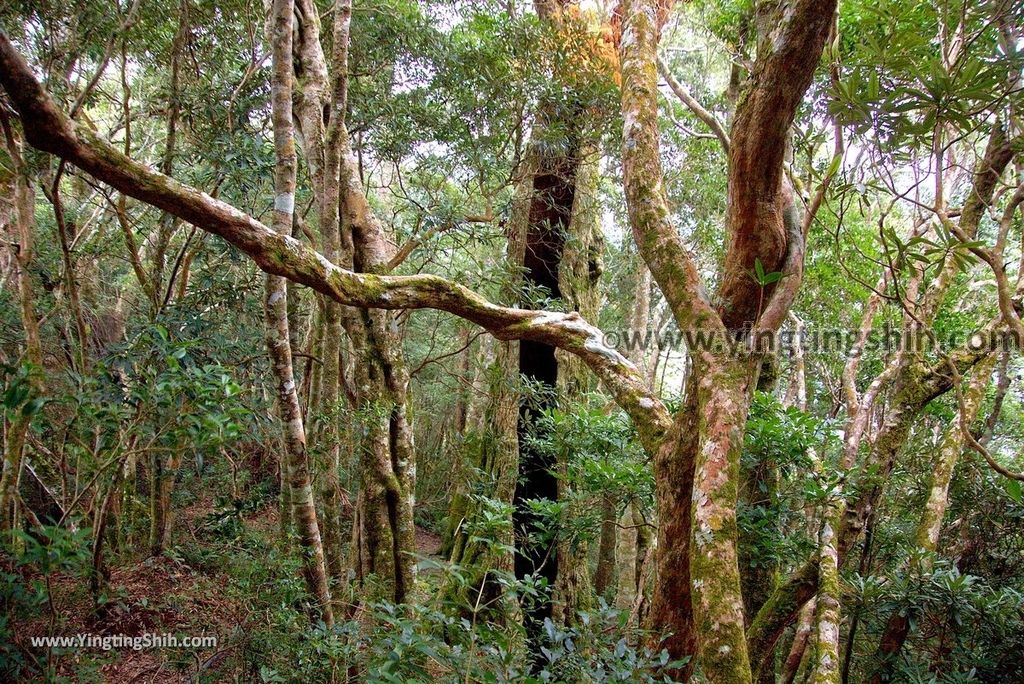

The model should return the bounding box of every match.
[3,0,1024,680]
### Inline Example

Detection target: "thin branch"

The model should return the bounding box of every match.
[656,55,730,152]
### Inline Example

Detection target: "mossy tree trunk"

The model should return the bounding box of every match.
[444,338,521,616]
[605,252,652,608]
[868,353,997,682]
[289,0,417,605]
[618,0,837,679]
[747,120,1018,681]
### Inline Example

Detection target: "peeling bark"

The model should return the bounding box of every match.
[617,0,836,678]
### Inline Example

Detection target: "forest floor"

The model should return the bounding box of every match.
[11,497,444,683]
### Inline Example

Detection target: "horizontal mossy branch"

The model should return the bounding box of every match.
[0,32,670,454]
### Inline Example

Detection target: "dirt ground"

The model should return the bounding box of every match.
[10,501,445,683]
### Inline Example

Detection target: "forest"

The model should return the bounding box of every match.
[0,0,1023,681]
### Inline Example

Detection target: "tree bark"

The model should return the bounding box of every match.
[263,0,334,623]
[552,141,603,624]
[0,113,44,532]
[809,501,841,684]
[869,353,997,681]
[747,122,1018,678]
[617,0,836,678]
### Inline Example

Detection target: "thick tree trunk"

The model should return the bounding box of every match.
[552,143,603,624]
[509,2,597,635]
[348,319,417,604]
[647,380,699,669]
[689,361,758,681]
[443,181,531,613]
[445,337,520,616]
[512,127,583,635]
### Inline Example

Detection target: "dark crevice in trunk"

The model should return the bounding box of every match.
[513,147,579,640]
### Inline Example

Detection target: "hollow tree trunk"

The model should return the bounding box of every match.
[442,186,530,613]
[512,118,581,634]
[508,0,600,636]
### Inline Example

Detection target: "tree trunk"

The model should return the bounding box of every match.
[287,0,417,605]
[348,320,417,604]
[148,451,181,556]
[262,0,334,624]
[0,115,44,532]
[593,492,618,598]
[445,338,520,617]
[809,502,841,684]
[647,379,699,670]
[552,141,603,623]
[869,353,997,681]
[507,2,598,637]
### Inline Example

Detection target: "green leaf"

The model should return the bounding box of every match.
[21,397,47,417]
[1005,479,1023,504]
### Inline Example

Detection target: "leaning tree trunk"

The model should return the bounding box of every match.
[869,353,997,681]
